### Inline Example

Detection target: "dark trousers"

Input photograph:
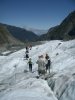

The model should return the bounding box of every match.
[48,65,50,73]
[46,64,50,73]
[29,64,32,72]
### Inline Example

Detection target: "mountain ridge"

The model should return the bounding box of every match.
[0,10,75,44]
[0,23,39,42]
[40,11,75,40]
[0,25,22,45]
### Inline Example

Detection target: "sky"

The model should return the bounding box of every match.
[0,0,75,29]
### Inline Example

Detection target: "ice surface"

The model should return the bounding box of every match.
[0,39,75,100]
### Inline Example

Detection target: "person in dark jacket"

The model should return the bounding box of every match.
[47,58,51,73]
[45,54,51,73]
[28,58,33,72]
[25,46,29,53]
[25,52,29,60]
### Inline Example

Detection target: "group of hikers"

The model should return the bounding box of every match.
[36,54,51,75]
[25,45,51,75]
[25,45,32,60]
[25,45,33,72]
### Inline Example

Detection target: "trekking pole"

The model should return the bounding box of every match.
[13,64,17,83]
[13,59,20,83]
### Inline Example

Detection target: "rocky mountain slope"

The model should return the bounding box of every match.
[40,11,75,40]
[0,25,22,46]
[0,23,39,42]
[0,11,75,44]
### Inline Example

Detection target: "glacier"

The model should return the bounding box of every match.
[0,39,75,100]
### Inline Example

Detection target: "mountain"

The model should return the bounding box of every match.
[1,10,75,43]
[0,25,22,46]
[0,23,39,42]
[24,26,48,36]
[40,11,75,40]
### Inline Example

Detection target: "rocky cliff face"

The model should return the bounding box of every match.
[40,11,75,40]
[0,25,22,45]
[0,25,24,53]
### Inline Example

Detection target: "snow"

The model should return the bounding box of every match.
[0,39,75,100]
[1,51,11,55]
[0,78,57,100]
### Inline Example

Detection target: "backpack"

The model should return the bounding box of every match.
[28,60,32,64]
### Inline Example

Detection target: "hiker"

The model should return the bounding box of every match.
[25,52,29,60]
[28,58,33,72]
[45,53,49,72]
[45,55,51,73]
[36,55,45,75]
[26,46,28,50]
[45,53,49,60]
[25,46,29,53]
[29,45,32,50]
[26,50,29,53]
